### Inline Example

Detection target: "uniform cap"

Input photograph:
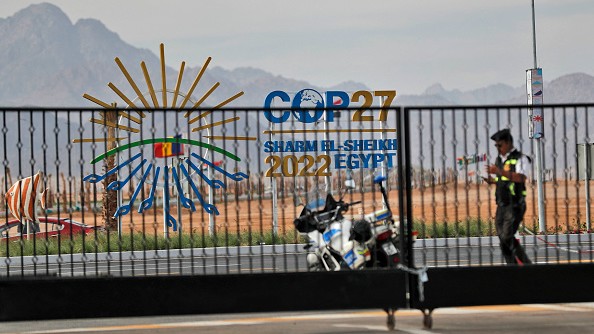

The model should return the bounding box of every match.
[490,128,512,142]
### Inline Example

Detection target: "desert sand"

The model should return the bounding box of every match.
[60,180,592,236]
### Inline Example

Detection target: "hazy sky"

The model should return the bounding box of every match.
[3,0,594,94]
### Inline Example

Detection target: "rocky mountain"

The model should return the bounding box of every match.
[0,3,363,108]
[0,3,154,107]
[502,72,594,104]
[401,73,594,106]
[412,83,525,105]
[1,2,594,190]
[3,3,594,109]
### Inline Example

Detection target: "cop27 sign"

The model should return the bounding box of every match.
[264,89,396,123]
[262,88,397,177]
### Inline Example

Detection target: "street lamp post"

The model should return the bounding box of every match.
[531,0,538,68]
[529,0,547,233]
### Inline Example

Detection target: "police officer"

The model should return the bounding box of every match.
[485,129,532,265]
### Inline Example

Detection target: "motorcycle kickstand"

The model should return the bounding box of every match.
[384,308,396,331]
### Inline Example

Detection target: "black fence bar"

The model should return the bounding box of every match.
[404,104,594,268]
[1,106,594,273]
[0,105,593,323]
[0,107,406,278]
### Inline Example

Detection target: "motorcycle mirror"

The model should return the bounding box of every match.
[374,175,387,184]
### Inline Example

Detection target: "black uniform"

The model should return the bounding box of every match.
[493,149,532,265]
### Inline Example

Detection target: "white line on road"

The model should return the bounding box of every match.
[334,323,439,333]
[526,303,594,312]
[23,320,267,333]
[18,304,594,334]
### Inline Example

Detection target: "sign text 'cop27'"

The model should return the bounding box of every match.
[262,89,397,177]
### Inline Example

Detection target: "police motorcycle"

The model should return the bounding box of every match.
[361,175,401,268]
[293,185,363,271]
[293,175,401,271]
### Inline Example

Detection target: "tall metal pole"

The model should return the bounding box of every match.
[531,0,546,233]
[531,1,538,69]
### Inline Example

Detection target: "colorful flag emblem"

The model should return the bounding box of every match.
[154,135,184,158]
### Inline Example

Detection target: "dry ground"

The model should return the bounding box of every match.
[62,180,592,235]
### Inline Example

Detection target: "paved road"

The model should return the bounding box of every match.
[1,234,593,276]
[415,233,594,267]
[2,303,594,334]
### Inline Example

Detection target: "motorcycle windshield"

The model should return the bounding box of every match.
[323,193,339,212]
[305,198,326,211]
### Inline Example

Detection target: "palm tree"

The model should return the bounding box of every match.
[102,108,118,230]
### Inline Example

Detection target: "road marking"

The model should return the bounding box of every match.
[270,312,385,320]
[20,304,594,334]
[24,320,267,333]
[526,303,594,312]
[448,305,547,313]
[17,311,402,334]
[335,323,438,333]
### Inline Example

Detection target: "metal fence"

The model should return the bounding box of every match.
[0,107,406,278]
[1,105,593,322]
[406,104,594,268]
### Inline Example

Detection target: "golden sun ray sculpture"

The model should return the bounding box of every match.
[78,44,255,231]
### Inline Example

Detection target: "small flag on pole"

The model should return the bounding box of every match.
[154,134,184,158]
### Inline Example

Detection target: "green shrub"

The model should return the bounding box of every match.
[0,229,306,257]
[412,218,496,239]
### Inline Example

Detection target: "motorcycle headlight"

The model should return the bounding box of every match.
[306,253,320,266]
